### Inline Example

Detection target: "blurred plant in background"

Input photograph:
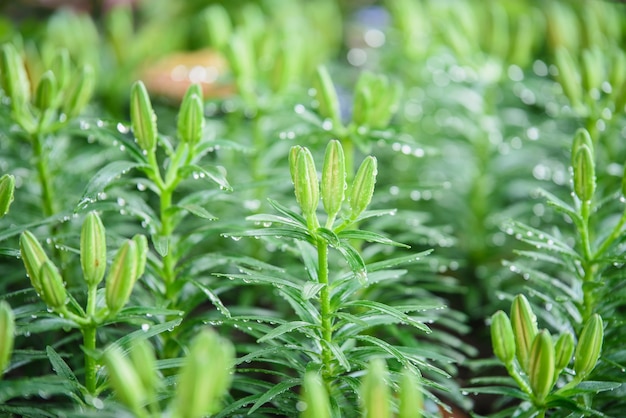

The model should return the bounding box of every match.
[0,0,625,417]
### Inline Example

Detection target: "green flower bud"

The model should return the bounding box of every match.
[571,128,594,165]
[510,294,538,373]
[609,48,626,99]
[300,372,331,418]
[573,145,595,202]
[105,240,138,316]
[51,49,70,93]
[0,174,15,218]
[0,300,15,378]
[271,36,301,94]
[129,339,158,395]
[349,156,377,220]
[321,140,346,220]
[0,43,31,106]
[104,344,146,414]
[581,48,604,94]
[225,32,256,100]
[486,1,509,62]
[491,310,516,365]
[19,231,51,296]
[34,70,58,111]
[360,358,392,418]
[203,4,232,50]
[63,64,94,118]
[554,332,574,380]
[80,212,107,286]
[528,330,555,405]
[293,147,319,227]
[508,13,534,68]
[173,328,235,418]
[289,145,302,184]
[130,81,157,154]
[178,86,205,146]
[352,78,373,128]
[132,234,148,280]
[398,368,423,418]
[39,260,67,310]
[314,66,341,127]
[372,78,400,129]
[574,313,603,380]
[555,47,582,109]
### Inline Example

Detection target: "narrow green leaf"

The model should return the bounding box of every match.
[178,204,217,220]
[45,346,84,395]
[346,300,431,333]
[257,321,315,343]
[80,161,144,203]
[247,378,300,415]
[337,230,410,248]
[302,282,325,300]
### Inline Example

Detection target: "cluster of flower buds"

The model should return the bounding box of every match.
[106,329,234,417]
[555,44,626,117]
[19,212,146,318]
[313,66,400,134]
[289,141,377,231]
[300,359,424,418]
[0,43,94,133]
[0,301,14,379]
[0,174,15,218]
[491,294,604,406]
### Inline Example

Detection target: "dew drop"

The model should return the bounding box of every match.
[141,323,150,331]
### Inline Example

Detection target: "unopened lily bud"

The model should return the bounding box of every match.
[203,4,232,50]
[555,47,582,109]
[321,140,346,220]
[35,70,57,111]
[293,147,319,225]
[609,49,626,99]
[528,330,555,405]
[0,44,31,106]
[360,358,392,418]
[0,300,15,378]
[63,65,94,118]
[398,368,423,418]
[131,234,148,279]
[554,332,574,379]
[225,32,255,98]
[19,231,50,296]
[80,212,107,286]
[314,66,341,126]
[39,260,67,310]
[173,328,235,418]
[0,174,15,217]
[373,79,400,129]
[178,86,205,146]
[300,372,331,418]
[581,48,603,94]
[510,294,538,373]
[129,339,158,395]
[105,240,138,315]
[491,310,516,365]
[51,49,70,93]
[573,145,595,202]
[352,83,373,128]
[574,314,603,380]
[289,146,302,184]
[130,81,157,153]
[104,344,146,414]
[508,13,534,68]
[571,128,594,165]
[349,156,377,220]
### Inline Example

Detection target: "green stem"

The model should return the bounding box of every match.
[33,132,56,218]
[505,363,532,398]
[160,187,177,302]
[579,200,596,320]
[83,284,98,394]
[317,238,333,386]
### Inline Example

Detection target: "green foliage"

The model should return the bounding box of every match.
[0,0,626,417]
